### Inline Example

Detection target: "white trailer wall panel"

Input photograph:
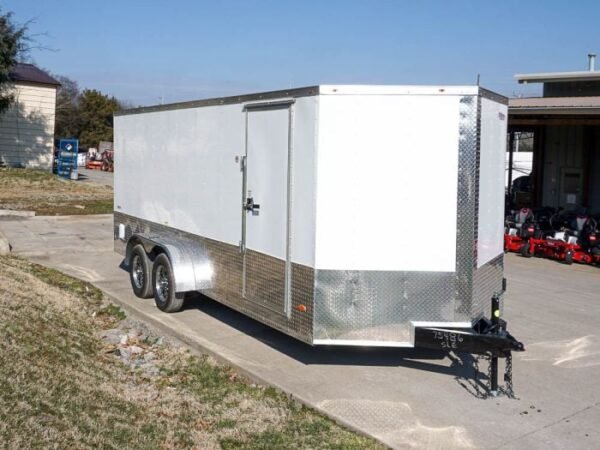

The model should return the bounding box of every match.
[115,98,319,266]
[115,104,245,246]
[315,94,461,272]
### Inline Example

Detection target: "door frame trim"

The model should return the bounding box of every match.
[244,99,295,111]
[241,102,295,318]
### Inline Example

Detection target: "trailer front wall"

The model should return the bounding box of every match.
[313,93,465,344]
[311,91,506,345]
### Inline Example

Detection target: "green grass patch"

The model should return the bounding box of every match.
[0,167,54,182]
[96,303,127,321]
[32,198,114,215]
[24,259,104,305]
[0,168,113,216]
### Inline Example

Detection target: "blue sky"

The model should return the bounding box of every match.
[3,0,599,106]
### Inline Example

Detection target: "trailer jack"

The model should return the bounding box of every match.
[414,284,525,398]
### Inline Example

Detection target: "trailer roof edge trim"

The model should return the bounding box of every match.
[115,86,320,116]
[115,85,507,116]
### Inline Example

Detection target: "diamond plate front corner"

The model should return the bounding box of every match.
[313,270,456,344]
[454,94,480,322]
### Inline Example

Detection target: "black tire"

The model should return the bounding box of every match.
[152,253,185,313]
[564,251,574,265]
[129,244,153,298]
[520,243,532,258]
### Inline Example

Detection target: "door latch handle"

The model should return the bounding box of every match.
[245,197,260,215]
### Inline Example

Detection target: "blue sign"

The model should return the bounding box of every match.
[57,139,79,179]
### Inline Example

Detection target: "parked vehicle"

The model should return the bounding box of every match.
[504,208,535,253]
[504,207,556,254]
[113,85,524,393]
[523,211,597,264]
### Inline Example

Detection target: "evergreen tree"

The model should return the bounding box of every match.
[78,89,120,148]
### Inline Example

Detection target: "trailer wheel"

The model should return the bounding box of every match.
[520,243,532,258]
[564,251,574,265]
[152,253,184,313]
[129,244,153,298]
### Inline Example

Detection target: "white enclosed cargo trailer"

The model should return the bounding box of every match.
[114,85,523,373]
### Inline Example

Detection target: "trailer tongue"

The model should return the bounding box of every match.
[415,284,524,397]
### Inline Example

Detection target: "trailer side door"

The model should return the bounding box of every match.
[241,102,293,316]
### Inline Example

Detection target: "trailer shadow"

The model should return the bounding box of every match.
[183,293,490,397]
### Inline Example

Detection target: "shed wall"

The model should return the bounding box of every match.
[541,126,586,209]
[0,83,56,169]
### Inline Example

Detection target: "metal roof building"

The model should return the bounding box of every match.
[508,54,600,214]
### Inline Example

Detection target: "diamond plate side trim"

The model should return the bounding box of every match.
[114,212,315,343]
[244,249,286,315]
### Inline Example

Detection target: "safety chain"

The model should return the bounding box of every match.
[500,353,517,399]
[482,353,517,399]
[472,353,517,400]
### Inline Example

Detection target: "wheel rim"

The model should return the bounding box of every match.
[132,255,144,289]
[155,265,169,303]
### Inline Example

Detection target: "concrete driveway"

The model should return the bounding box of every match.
[78,168,114,187]
[1,214,599,449]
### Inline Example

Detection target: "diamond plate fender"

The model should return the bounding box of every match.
[126,232,213,293]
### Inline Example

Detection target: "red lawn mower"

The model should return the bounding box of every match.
[504,208,535,253]
[575,218,599,265]
[523,212,597,265]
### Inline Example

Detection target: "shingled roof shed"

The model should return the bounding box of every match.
[0,63,60,169]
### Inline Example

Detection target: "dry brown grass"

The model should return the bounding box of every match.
[0,168,113,215]
[0,255,383,449]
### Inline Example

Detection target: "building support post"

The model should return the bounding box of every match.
[507,131,515,210]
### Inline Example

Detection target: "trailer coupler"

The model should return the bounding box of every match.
[414,290,524,398]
